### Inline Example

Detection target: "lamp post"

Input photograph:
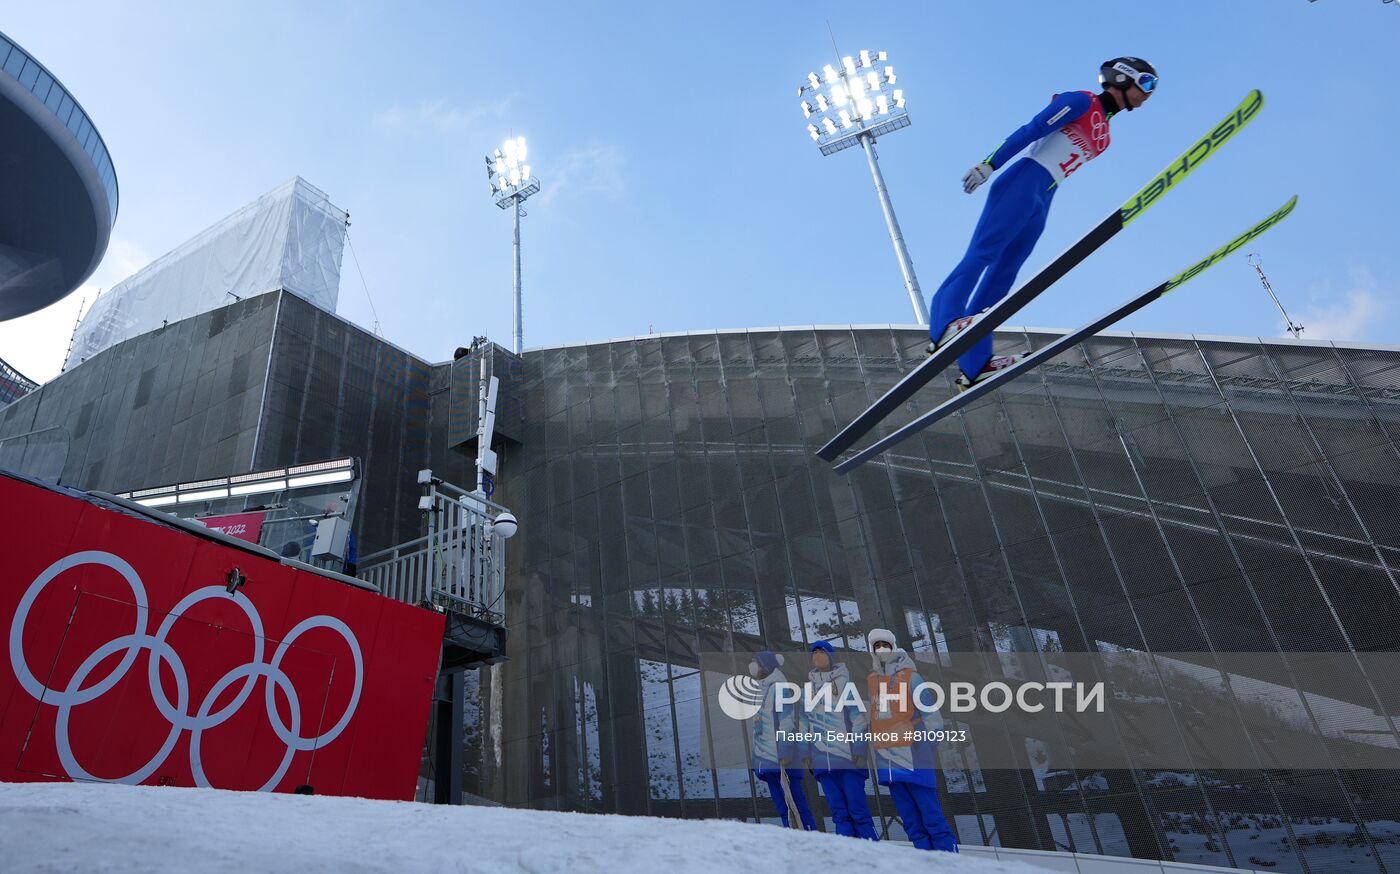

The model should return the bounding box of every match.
[485,136,541,354]
[799,51,928,326]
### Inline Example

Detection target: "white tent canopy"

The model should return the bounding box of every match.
[66,177,347,369]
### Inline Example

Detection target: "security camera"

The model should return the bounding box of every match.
[493,512,518,540]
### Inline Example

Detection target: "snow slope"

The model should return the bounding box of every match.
[0,781,1041,873]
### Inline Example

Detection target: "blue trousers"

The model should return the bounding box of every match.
[759,769,817,830]
[928,158,1055,379]
[816,770,878,840]
[888,781,958,852]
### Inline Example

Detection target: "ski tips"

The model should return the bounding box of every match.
[1120,89,1266,228]
[1163,195,1299,295]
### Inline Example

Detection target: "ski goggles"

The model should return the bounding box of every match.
[1113,62,1157,93]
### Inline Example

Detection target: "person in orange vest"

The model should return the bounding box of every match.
[865,628,958,852]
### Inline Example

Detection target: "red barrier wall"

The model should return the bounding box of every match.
[0,471,444,800]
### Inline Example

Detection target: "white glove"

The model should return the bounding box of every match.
[962,162,993,194]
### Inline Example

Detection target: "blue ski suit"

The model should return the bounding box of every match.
[928,90,1113,380]
[804,641,878,840]
[868,648,958,852]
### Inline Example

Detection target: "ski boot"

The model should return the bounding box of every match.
[955,354,1022,392]
[925,311,984,356]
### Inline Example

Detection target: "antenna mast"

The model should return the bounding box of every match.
[1248,254,1304,339]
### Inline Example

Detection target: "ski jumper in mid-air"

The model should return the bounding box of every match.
[926,57,1158,389]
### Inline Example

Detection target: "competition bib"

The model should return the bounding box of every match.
[1030,92,1110,184]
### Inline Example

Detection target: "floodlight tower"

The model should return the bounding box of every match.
[485,136,541,354]
[799,51,929,326]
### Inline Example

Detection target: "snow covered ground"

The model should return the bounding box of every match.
[0,780,1042,873]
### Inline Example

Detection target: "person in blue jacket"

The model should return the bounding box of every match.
[748,650,817,830]
[926,57,1158,390]
[866,628,957,852]
[805,640,878,839]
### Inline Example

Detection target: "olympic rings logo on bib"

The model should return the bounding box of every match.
[1090,111,1109,152]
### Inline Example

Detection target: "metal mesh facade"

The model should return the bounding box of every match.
[482,326,1400,873]
[4,286,1399,870]
[0,292,434,557]
[254,292,432,554]
[0,293,283,489]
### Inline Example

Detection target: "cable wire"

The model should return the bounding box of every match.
[345,231,382,336]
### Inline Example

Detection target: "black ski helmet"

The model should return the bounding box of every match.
[1099,57,1158,94]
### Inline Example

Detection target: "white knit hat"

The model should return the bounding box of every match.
[867,628,897,651]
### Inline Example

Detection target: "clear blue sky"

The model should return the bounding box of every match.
[2,1,1397,381]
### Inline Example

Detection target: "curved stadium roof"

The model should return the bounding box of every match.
[0,30,117,321]
[0,354,37,406]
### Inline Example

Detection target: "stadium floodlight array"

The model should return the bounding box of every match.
[484,136,541,354]
[798,51,927,325]
[799,50,907,157]
[486,136,540,207]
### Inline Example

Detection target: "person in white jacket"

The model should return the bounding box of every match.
[748,650,816,829]
[804,640,878,839]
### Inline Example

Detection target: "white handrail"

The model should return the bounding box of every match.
[359,481,508,624]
